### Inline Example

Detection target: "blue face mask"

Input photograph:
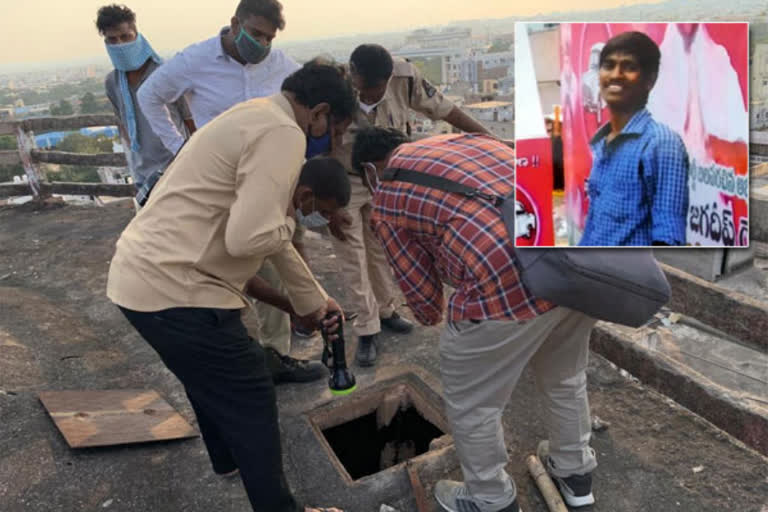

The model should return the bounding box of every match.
[105,34,162,154]
[234,26,271,64]
[305,133,331,159]
[305,115,332,159]
[105,33,159,71]
[296,210,330,228]
[296,197,330,228]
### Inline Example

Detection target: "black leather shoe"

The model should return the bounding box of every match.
[355,335,378,367]
[380,312,413,334]
[264,347,325,384]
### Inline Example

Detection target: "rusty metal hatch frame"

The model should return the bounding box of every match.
[307,373,451,486]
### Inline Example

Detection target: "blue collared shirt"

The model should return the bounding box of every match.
[579,108,689,246]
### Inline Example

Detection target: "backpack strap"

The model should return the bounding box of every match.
[380,167,504,207]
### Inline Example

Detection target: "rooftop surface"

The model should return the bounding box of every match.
[0,201,766,512]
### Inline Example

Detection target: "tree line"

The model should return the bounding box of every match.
[0,132,115,184]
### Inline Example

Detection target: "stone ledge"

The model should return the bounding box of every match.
[661,263,768,352]
[590,322,768,457]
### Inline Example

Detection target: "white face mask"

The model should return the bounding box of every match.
[359,98,383,114]
[297,210,329,228]
[358,77,391,114]
[295,197,330,228]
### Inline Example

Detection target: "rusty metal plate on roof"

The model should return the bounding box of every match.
[39,389,198,448]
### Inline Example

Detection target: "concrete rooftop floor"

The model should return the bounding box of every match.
[0,200,766,512]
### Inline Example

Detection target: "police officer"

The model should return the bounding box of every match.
[330,44,493,366]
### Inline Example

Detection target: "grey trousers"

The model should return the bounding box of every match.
[439,307,598,509]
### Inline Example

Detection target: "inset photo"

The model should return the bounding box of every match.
[514,22,749,247]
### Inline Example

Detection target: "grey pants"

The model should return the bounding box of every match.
[439,307,598,509]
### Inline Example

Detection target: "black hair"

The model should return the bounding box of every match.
[351,127,409,174]
[95,4,136,35]
[298,157,351,207]
[235,0,286,31]
[599,31,661,78]
[350,44,394,88]
[281,58,357,123]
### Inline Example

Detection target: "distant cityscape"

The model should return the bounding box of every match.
[1,0,767,156]
[0,23,518,141]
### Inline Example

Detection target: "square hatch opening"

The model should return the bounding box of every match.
[309,378,450,483]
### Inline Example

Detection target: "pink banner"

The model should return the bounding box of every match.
[560,23,749,246]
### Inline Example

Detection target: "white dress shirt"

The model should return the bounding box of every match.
[138,28,300,154]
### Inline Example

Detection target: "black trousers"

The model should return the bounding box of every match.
[119,306,300,512]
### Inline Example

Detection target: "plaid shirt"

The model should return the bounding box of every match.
[580,109,689,246]
[370,134,553,326]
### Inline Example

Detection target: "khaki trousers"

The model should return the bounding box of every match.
[251,224,310,356]
[330,178,397,336]
[252,259,292,355]
[439,307,598,508]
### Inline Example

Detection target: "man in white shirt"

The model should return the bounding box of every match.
[138,0,316,384]
[138,0,300,154]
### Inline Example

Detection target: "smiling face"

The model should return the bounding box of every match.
[599,51,655,112]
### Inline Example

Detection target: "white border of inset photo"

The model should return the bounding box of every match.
[514,21,751,249]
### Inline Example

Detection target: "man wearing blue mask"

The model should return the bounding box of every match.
[96,4,192,191]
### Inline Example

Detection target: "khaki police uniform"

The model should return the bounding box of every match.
[251,223,305,355]
[332,59,455,336]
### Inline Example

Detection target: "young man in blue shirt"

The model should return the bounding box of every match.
[579,31,689,246]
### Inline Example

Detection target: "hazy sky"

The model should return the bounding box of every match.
[0,0,665,66]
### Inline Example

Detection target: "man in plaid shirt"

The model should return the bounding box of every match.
[354,128,599,511]
[579,31,689,246]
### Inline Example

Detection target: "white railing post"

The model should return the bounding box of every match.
[15,125,46,198]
